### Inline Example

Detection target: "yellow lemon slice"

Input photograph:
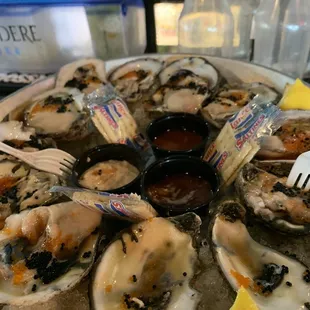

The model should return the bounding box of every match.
[279,79,310,110]
[230,286,260,310]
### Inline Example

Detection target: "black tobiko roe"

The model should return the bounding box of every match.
[25,251,75,284]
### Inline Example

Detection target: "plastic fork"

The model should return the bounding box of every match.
[0,141,76,178]
[286,151,310,190]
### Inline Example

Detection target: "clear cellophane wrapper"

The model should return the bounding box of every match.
[203,95,285,186]
[50,186,158,222]
[84,84,148,151]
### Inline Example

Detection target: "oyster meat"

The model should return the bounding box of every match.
[235,161,310,234]
[16,169,62,211]
[147,85,208,114]
[56,58,107,94]
[0,121,35,143]
[0,154,63,227]
[258,111,310,160]
[0,120,56,152]
[23,88,91,141]
[0,201,101,306]
[201,83,280,128]
[0,155,29,228]
[108,58,163,103]
[91,213,201,310]
[212,200,310,310]
[145,57,220,115]
[0,121,54,152]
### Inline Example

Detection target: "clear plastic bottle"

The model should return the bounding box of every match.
[254,0,310,78]
[178,0,234,58]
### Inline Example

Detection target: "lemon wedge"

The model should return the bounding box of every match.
[279,79,310,110]
[230,286,259,310]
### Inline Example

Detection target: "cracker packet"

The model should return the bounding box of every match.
[84,84,149,151]
[50,186,157,222]
[203,95,284,186]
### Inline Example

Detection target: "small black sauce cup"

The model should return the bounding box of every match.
[72,144,144,194]
[146,113,210,158]
[140,155,220,216]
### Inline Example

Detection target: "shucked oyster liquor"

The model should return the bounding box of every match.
[212,200,310,310]
[235,161,310,234]
[144,57,220,115]
[0,201,101,306]
[56,58,107,94]
[91,213,201,310]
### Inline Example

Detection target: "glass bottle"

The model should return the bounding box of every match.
[178,0,234,58]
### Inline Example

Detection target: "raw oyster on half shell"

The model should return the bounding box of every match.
[91,213,201,310]
[145,57,220,115]
[212,200,310,310]
[108,58,163,103]
[258,111,310,160]
[235,161,310,234]
[201,83,280,128]
[56,58,107,94]
[0,201,101,306]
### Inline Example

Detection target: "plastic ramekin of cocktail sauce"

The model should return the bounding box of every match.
[146,113,210,158]
[140,155,220,216]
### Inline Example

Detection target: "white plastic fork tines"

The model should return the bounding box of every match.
[0,141,76,178]
[286,151,310,191]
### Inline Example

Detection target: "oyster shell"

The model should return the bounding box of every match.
[91,213,201,310]
[24,88,91,141]
[235,161,310,234]
[201,83,280,128]
[159,57,219,90]
[0,201,101,306]
[211,200,310,310]
[258,110,310,160]
[56,58,106,94]
[108,58,163,103]
[0,154,63,227]
[145,57,220,115]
